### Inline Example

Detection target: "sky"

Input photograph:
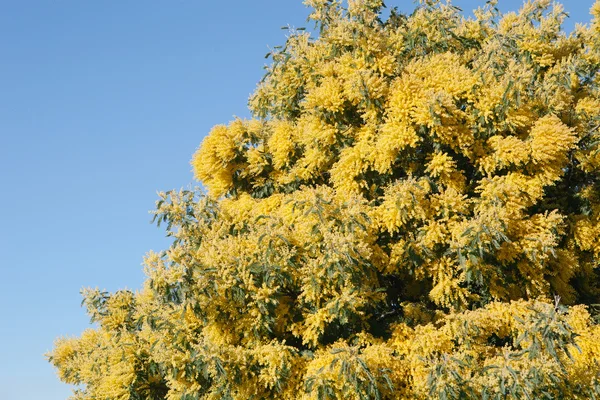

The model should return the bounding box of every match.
[0,0,595,399]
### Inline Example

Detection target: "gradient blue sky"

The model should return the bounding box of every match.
[0,1,594,399]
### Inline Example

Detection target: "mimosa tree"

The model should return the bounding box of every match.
[50,1,600,398]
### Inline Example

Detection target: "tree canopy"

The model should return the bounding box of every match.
[50,1,600,398]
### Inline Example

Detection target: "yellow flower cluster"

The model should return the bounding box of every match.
[50,0,600,399]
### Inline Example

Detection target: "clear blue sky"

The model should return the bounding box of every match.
[0,1,594,399]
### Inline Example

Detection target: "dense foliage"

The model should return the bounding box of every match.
[50,0,600,398]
